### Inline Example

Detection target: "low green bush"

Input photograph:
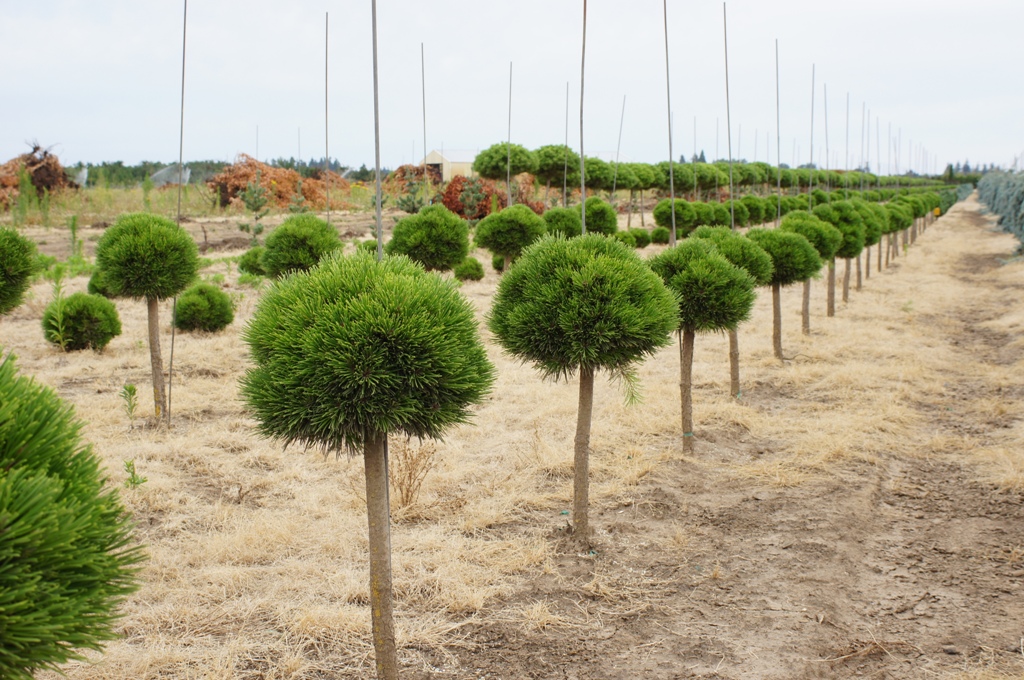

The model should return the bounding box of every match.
[651,226,671,244]
[629,228,651,248]
[87,269,116,298]
[173,282,234,332]
[613,231,637,248]
[0,227,38,315]
[42,292,122,351]
[492,252,505,273]
[385,205,469,271]
[453,257,485,282]
[262,214,341,278]
[238,246,266,276]
[543,206,582,238]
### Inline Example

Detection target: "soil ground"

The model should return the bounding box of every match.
[6,196,1023,679]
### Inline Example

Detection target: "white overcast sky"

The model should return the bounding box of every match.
[2,0,1022,173]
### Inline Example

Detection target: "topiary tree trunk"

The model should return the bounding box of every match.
[680,329,696,452]
[364,431,398,679]
[856,253,862,290]
[843,258,852,302]
[865,246,871,279]
[827,258,836,317]
[573,366,595,538]
[727,328,740,398]
[801,279,811,335]
[878,240,883,271]
[147,297,166,418]
[772,282,783,360]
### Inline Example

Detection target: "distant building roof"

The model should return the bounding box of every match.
[426,149,479,164]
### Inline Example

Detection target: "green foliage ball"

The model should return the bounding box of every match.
[629,228,652,249]
[650,226,671,244]
[746,228,822,287]
[472,143,538,180]
[0,227,39,315]
[0,356,142,678]
[492,252,505,273]
[87,269,116,298]
[691,226,774,286]
[723,199,750,228]
[261,214,342,278]
[453,256,485,282]
[241,252,495,451]
[238,246,266,276]
[385,204,469,272]
[488,234,677,379]
[653,199,697,235]
[692,202,716,227]
[649,239,756,333]
[779,210,843,261]
[543,206,582,238]
[42,292,122,351]
[613,231,637,248]
[740,195,766,225]
[813,201,865,259]
[711,203,731,227]
[579,196,618,236]
[474,204,547,264]
[94,213,199,300]
[358,239,379,253]
[173,282,234,333]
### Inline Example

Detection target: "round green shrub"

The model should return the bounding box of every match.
[629,228,652,248]
[649,239,756,332]
[385,204,469,271]
[650,226,671,244]
[241,252,495,451]
[94,213,199,300]
[813,200,865,259]
[722,199,750,228]
[488,234,677,378]
[474,204,547,266]
[691,226,774,286]
[779,210,843,261]
[0,355,142,678]
[453,256,485,282]
[579,196,618,236]
[711,203,731,227]
[261,214,342,278]
[173,282,234,332]
[849,198,884,247]
[42,292,122,351]
[653,199,697,236]
[746,228,822,286]
[358,239,379,253]
[692,202,716,227]
[543,206,582,238]
[613,231,637,248]
[741,195,767,225]
[0,227,39,315]
[492,252,505,273]
[238,246,266,276]
[87,269,116,298]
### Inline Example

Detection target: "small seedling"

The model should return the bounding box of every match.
[120,383,138,429]
[239,170,270,244]
[123,459,147,488]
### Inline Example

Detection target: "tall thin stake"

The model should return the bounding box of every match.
[421,43,427,169]
[808,64,815,206]
[580,0,587,234]
[563,81,569,207]
[168,0,188,427]
[611,95,626,201]
[372,1,384,261]
[693,116,698,200]
[775,39,782,225]
[507,61,513,206]
[662,0,676,243]
[860,102,866,190]
[722,2,735,229]
[325,13,330,225]
[844,92,850,189]
[823,83,830,195]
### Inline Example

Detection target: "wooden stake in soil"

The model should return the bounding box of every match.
[573,365,594,541]
[723,2,735,229]
[371,2,383,260]
[325,12,331,226]
[610,95,626,203]
[167,0,188,427]
[579,0,587,235]
[563,81,569,207]
[661,0,676,244]
[507,61,513,207]
[775,39,782,225]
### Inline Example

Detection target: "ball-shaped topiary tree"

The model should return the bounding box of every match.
[613,231,637,248]
[95,212,199,418]
[651,226,671,244]
[746,228,822,360]
[629,228,652,249]
[0,355,142,679]
[649,239,755,451]
[237,246,266,276]
[741,195,767,226]
[173,282,234,332]
[711,203,732,227]
[0,227,38,316]
[385,204,469,272]
[543,206,582,238]
[582,157,614,196]
[691,226,774,397]
[779,210,842,334]
[473,143,538,206]
[42,292,122,351]
[489,234,677,541]
[691,202,716,228]
[474,204,547,270]
[242,252,495,679]
[453,256,485,281]
[653,199,697,243]
[87,269,117,298]
[813,201,865,312]
[534,144,581,205]
[849,198,884,286]
[579,196,618,236]
[723,199,750,229]
[262,214,342,278]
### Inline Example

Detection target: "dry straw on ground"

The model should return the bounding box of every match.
[0,195,1019,678]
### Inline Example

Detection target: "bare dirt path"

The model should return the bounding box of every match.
[415,198,1024,680]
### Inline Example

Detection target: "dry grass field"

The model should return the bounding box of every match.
[3,195,1022,679]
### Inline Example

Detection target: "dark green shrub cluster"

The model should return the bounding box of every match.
[653,199,697,236]
[0,227,39,315]
[491,252,505,272]
[814,201,866,259]
[741,195,767,225]
[42,292,122,351]
[746,228,822,286]
[241,252,495,451]
[238,246,266,276]
[778,211,842,261]
[579,197,618,236]
[474,204,547,268]
[613,231,637,248]
[629,228,652,248]
[722,199,750,228]
[358,239,378,254]
[94,213,199,300]
[87,269,116,298]
[651,226,671,244]
[261,214,342,278]
[173,282,234,332]
[385,205,469,272]
[453,256,485,281]
[691,226,774,286]
[543,206,582,238]
[0,355,142,678]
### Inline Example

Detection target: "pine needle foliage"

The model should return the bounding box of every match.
[42,292,122,351]
[0,227,39,315]
[241,252,495,453]
[691,226,774,286]
[453,256,485,282]
[543,206,583,238]
[385,205,469,272]
[261,214,342,279]
[237,246,266,276]
[173,282,234,333]
[579,197,618,236]
[746,229,822,286]
[474,204,547,267]
[653,199,697,235]
[488,234,677,381]
[778,211,843,261]
[0,355,142,679]
[812,200,866,259]
[94,213,198,300]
